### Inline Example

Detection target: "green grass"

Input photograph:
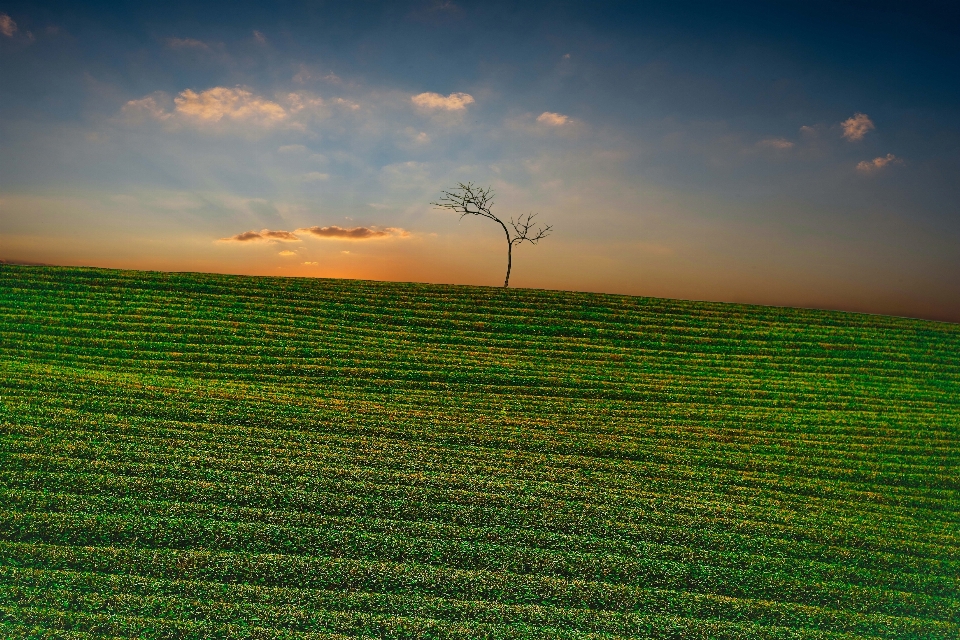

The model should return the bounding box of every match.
[0,263,957,639]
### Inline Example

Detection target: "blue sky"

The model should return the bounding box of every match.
[2,1,959,320]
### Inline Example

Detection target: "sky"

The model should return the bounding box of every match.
[1,1,959,321]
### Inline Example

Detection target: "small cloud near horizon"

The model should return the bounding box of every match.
[857,153,903,173]
[841,113,875,141]
[412,92,474,111]
[297,225,410,240]
[219,229,301,242]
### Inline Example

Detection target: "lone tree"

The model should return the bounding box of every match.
[433,182,551,288]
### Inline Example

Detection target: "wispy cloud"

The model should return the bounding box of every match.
[536,111,571,126]
[121,94,173,122]
[399,127,430,144]
[252,30,267,44]
[299,172,329,182]
[856,153,903,173]
[166,37,209,50]
[757,137,794,150]
[841,113,875,141]
[412,92,474,111]
[286,92,324,113]
[0,13,16,37]
[297,225,410,240]
[293,64,342,85]
[219,229,301,242]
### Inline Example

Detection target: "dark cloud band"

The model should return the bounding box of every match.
[219,229,301,242]
[297,225,409,239]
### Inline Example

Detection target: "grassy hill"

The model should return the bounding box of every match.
[1,264,958,639]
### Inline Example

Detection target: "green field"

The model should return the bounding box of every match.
[0,264,958,639]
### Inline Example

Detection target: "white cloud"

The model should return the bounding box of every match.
[856,153,903,173]
[412,91,474,111]
[536,112,571,126]
[174,87,287,125]
[277,144,307,154]
[300,172,330,182]
[758,137,794,150]
[122,86,367,134]
[0,13,17,37]
[841,113,875,141]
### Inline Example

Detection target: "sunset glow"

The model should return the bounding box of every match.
[1,1,958,320]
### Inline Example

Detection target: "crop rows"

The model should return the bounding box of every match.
[0,264,958,638]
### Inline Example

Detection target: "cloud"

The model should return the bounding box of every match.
[252,30,266,44]
[286,92,324,113]
[300,172,330,182]
[412,92,474,111]
[856,153,903,173]
[536,112,571,126]
[277,144,307,154]
[758,137,794,150]
[278,250,296,256]
[401,127,430,144]
[297,225,410,240]
[175,87,287,125]
[841,113,875,141]
[167,37,208,50]
[293,65,342,84]
[333,97,360,110]
[122,94,173,122]
[219,229,301,242]
[0,14,16,37]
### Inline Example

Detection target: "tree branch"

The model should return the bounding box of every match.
[509,212,552,246]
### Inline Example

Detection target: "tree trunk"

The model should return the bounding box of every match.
[500,222,513,287]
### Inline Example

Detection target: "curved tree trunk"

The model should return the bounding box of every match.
[500,222,513,287]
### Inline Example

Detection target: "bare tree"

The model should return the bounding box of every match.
[432,182,551,288]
